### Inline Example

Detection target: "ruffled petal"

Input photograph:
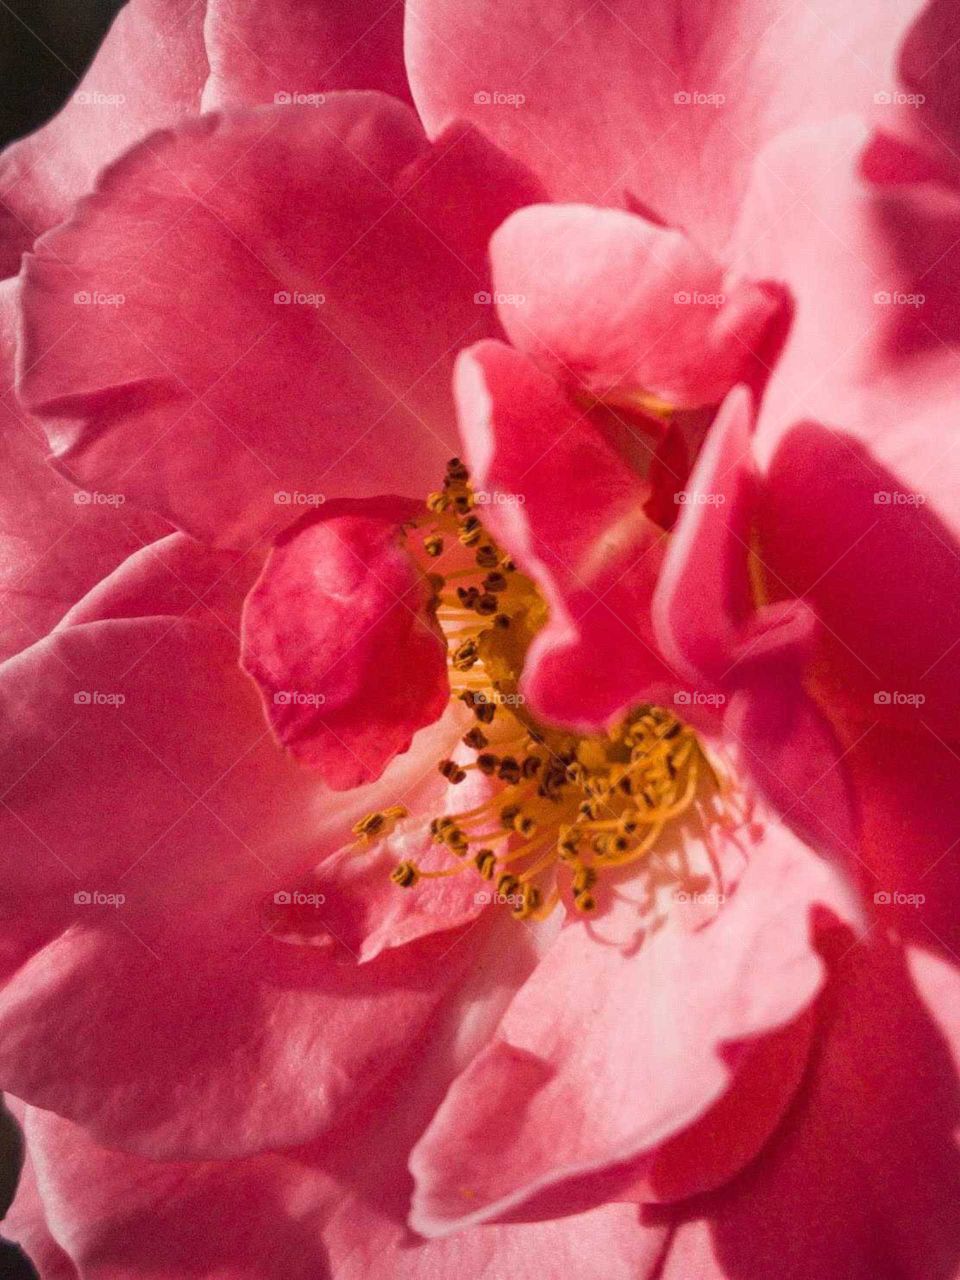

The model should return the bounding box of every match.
[455,340,679,730]
[16,95,544,545]
[0,533,477,1157]
[730,118,960,737]
[409,814,857,1234]
[0,0,207,275]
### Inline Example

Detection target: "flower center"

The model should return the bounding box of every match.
[354,459,734,921]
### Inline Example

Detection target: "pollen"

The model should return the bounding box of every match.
[378,458,732,920]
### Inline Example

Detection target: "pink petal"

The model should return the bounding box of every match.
[455,340,680,731]
[409,814,858,1234]
[16,96,544,545]
[490,204,784,409]
[0,0,415,275]
[406,0,924,254]
[729,118,960,737]
[8,1104,669,1280]
[0,533,479,1156]
[0,0,207,275]
[660,941,960,1279]
[201,0,410,110]
[0,280,165,661]
[241,499,448,789]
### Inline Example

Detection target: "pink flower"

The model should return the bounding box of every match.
[2,1,960,1277]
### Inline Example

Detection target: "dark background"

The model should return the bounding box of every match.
[0,3,129,1274]
[0,0,126,146]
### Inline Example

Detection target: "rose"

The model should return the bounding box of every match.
[4,1,960,1276]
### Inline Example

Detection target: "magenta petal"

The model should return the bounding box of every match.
[241,499,448,789]
[455,340,680,731]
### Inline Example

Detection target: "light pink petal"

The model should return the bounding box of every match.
[16,95,544,546]
[406,0,924,254]
[490,205,784,409]
[660,942,960,1279]
[202,0,410,109]
[455,340,680,730]
[409,815,858,1234]
[241,499,447,789]
[730,118,960,737]
[0,0,207,275]
[8,1104,668,1280]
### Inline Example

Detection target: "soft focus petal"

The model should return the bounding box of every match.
[490,205,784,408]
[0,0,415,276]
[17,95,544,546]
[406,0,924,253]
[241,499,447,789]
[455,340,680,730]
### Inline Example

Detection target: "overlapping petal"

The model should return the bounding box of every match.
[490,204,784,409]
[16,94,544,546]
[406,0,924,253]
[455,339,679,730]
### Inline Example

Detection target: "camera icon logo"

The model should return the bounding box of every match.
[273,890,292,905]
[74,891,92,904]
